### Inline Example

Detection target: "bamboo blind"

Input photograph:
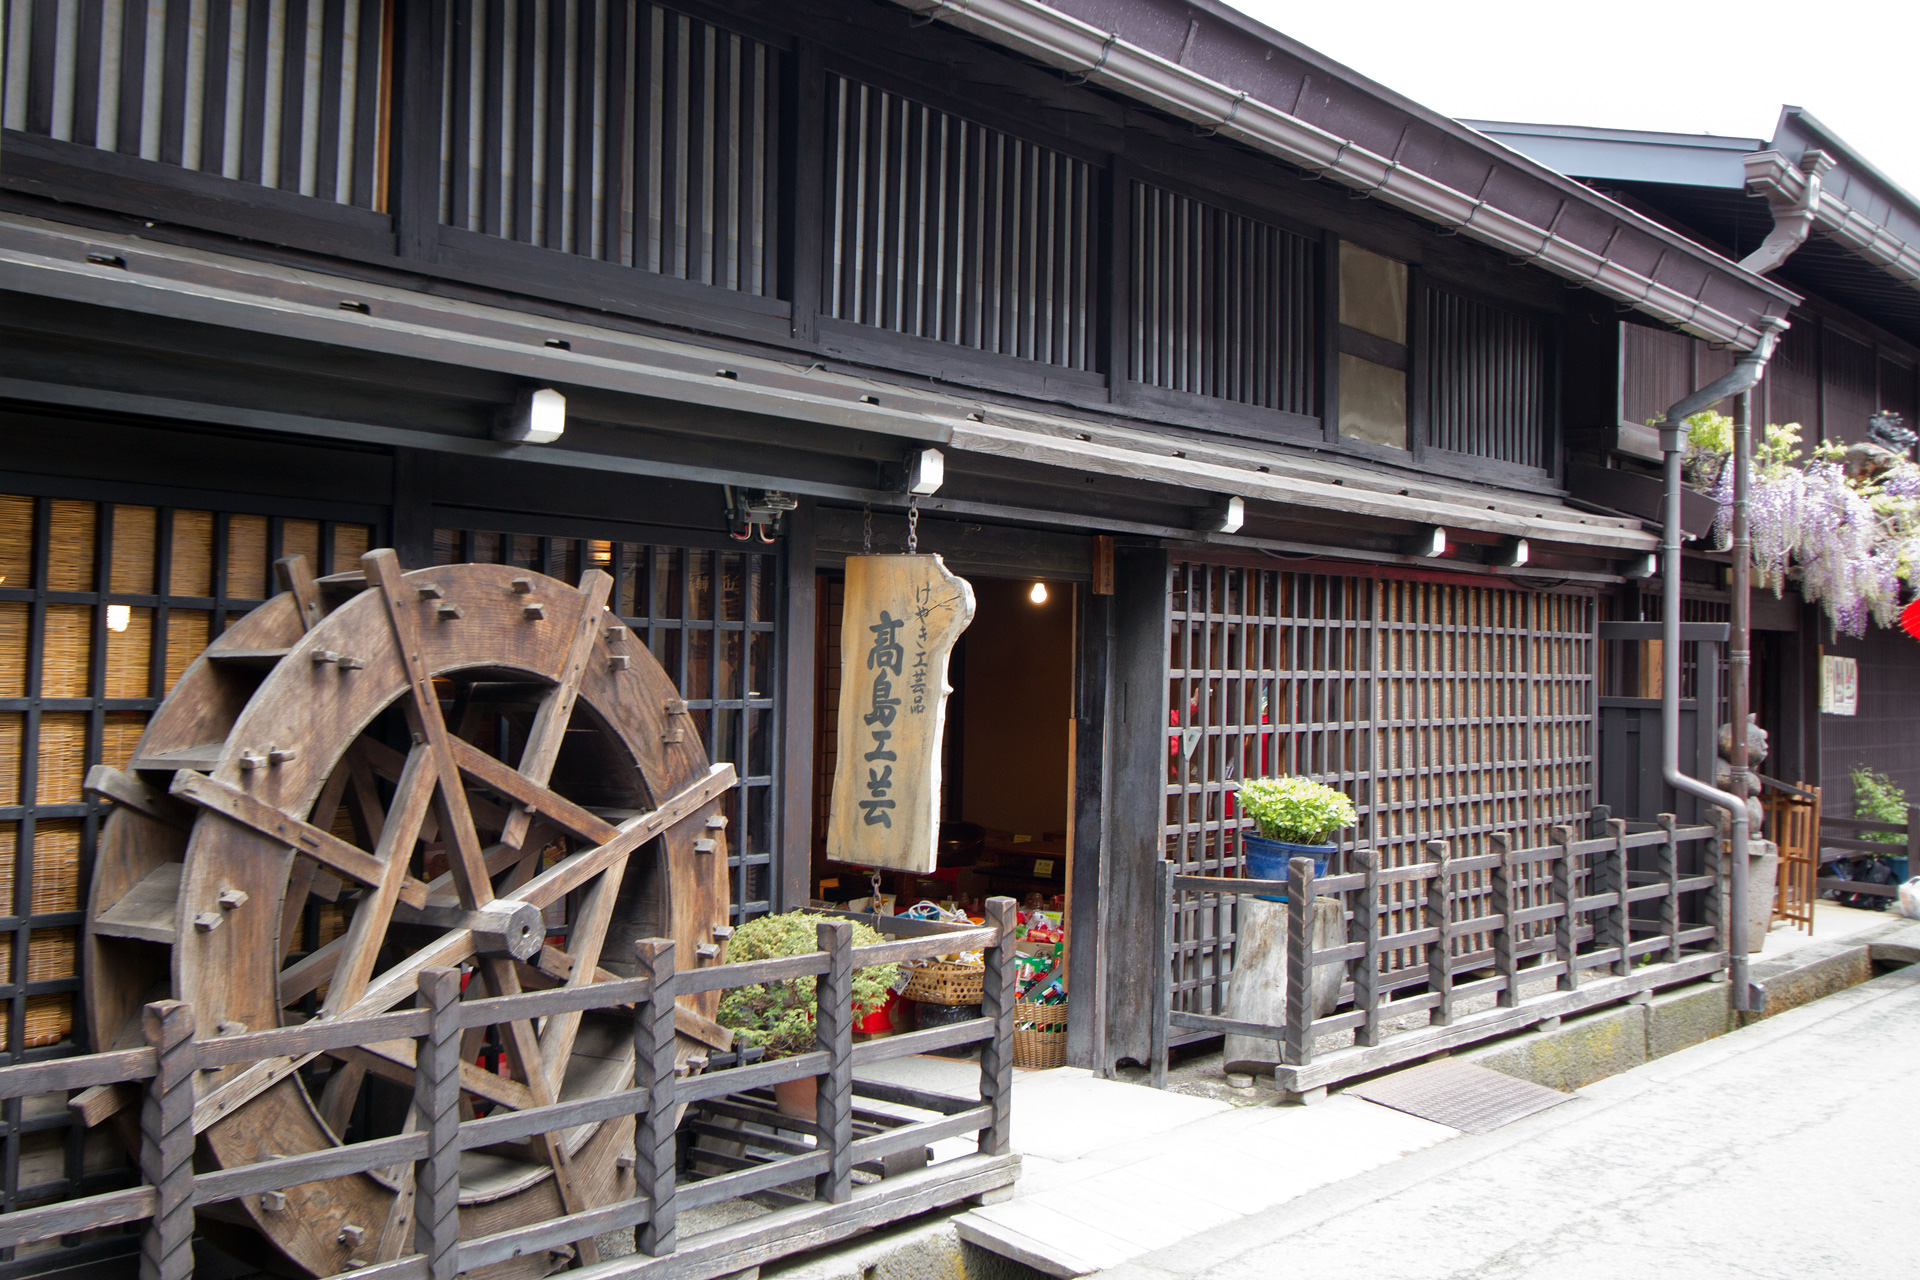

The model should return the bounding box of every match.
[1162,560,1598,1016]
[0,492,372,1211]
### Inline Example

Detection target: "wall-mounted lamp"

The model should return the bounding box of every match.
[1624,553,1658,580]
[908,447,945,496]
[1404,526,1447,559]
[1196,495,1245,535]
[494,387,567,444]
[1501,538,1530,568]
[1029,583,1049,605]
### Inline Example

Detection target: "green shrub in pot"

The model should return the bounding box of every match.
[1236,776,1358,847]
[716,911,897,1060]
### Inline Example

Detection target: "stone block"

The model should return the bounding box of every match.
[1743,942,1872,1023]
[1466,1003,1648,1092]
[1645,983,1732,1060]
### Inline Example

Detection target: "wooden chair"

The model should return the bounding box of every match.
[1761,779,1820,935]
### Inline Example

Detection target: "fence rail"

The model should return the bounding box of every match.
[1151,816,1727,1097]
[0,905,1021,1280]
[1816,803,1918,901]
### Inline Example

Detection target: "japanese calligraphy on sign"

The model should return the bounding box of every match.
[827,554,975,873]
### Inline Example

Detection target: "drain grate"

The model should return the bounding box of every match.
[1344,1059,1571,1134]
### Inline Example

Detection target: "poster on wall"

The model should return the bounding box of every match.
[1820,654,1858,716]
[827,555,975,874]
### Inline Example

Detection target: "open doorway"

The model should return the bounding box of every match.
[811,570,1075,929]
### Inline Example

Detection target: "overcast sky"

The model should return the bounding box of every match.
[1228,0,1920,199]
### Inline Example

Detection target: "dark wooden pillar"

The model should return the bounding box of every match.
[390,447,435,569]
[778,498,818,912]
[1065,585,1111,1069]
[1099,543,1170,1071]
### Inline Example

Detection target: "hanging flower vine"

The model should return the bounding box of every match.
[1683,412,1920,637]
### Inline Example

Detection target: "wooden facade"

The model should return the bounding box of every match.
[0,0,1802,1246]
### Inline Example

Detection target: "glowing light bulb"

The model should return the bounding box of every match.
[106,604,131,632]
[1029,583,1048,605]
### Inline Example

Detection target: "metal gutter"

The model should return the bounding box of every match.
[886,0,1797,349]
[1746,148,1920,293]
[1738,150,1832,276]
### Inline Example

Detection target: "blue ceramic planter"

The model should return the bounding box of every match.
[1242,835,1334,902]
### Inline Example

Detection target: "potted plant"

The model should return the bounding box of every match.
[716,911,897,1118]
[1235,776,1358,899]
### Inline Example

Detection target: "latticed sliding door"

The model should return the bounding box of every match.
[432,530,782,922]
[1162,559,1597,1019]
[0,492,372,1210]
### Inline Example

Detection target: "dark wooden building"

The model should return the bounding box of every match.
[1478,109,1920,824]
[0,0,1799,1219]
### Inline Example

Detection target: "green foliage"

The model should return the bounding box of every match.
[1236,776,1358,845]
[715,912,897,1059]
[1850,765,1910,845]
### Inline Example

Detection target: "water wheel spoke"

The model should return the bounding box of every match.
[500,570,612,852]
[344,746,387,849]
[536,863,627,1097]
[322,747,440,1017]
[364,549,496,910]
[511,763,737,912]
[326,1039,537,1112]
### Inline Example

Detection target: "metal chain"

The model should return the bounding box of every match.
[907,494,919,554]
[863,505,872,555]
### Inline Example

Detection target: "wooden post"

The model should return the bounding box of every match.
[1425,841,1453,1026]
[1552,825,1578,992]
[1602,818,1630,976]
[1281,857,1313,1067]
[1658,814,1682,964]
[813,920,854,1204]
[412,967,462,1280]
[1149,860,1172,1089]
[978,897,1017,1156]
[1488,834,1518,1009]
[634,940,678,1257]
[139,1001,196,1280]
[1353,847,1383,1044]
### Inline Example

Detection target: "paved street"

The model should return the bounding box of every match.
[1097,965,1920,1280]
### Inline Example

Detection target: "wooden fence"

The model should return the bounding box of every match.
[0,903,1021,1280]
[1150,819,1727,1099]
[1816,803,1918,903]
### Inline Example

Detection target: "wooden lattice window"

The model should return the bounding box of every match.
[1422,288,1552,470]
[1162,560,1596,1016]
[439,0,783,292]
[2,0,393,208]
[0,491,371,1211]
[825,74,1098,370]
[1129,181,1319,416]
[431,530,781,920]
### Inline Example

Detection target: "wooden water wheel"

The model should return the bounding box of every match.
[82,550,737,1276]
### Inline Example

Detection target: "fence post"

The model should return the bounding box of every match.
[814,920,855,1203]
[1150,861,1172,1090]
[1282,857,1314,1067]
[1701,813,1728,967]
[1352,847,1382,1044]
[979,897,1017,1156]
[412,967,461,1280]
[1488,834,1517,1009]
[139,1001,196,1280]
[1425,841,1453,1026]
[1658,814,1681,964]
[1552,825,1578,992]
[634,939,678,1257]
[1602,818,1630,976]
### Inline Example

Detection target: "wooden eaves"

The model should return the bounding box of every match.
[0,212,1651,558]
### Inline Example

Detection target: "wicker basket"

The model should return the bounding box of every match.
[1012,999,1068,1070]
[902,960,984,1006]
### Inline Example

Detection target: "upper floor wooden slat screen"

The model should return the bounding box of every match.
[1424,288,1550,470]
[440,0,781,294]
[1129,181,1318,415]
[826,75,1096,370]
[2,0,390,208]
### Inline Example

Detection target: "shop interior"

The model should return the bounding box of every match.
[811,570,1075,966]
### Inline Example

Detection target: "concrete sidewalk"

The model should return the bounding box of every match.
[828,907,1918,1279]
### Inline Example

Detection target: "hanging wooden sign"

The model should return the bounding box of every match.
[828,554,975,873]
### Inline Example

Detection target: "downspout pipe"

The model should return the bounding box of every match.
[1738,149,1834,276]
[1658,318,1784,1011]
